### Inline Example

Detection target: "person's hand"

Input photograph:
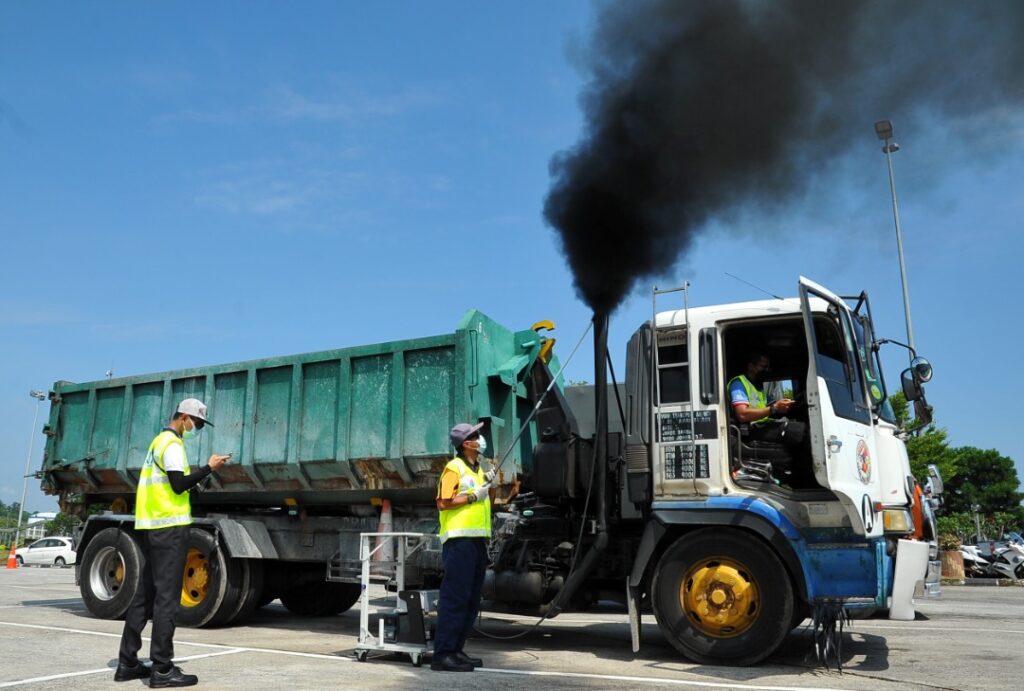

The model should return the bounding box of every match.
[484,467,497,483]
[467,483,490,504]
[207,454,232,471]
[771,399,794,415]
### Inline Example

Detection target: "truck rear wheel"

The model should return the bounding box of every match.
[224,559,265,625]
[176,528,245,628]
[652,529,794,666]
[280,581,361,616]
[79,527,143,620]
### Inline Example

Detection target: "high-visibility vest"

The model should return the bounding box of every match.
[135,430,192,530]
[437,456,491,543]
[729,374,771,426]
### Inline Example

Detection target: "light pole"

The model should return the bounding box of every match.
[12,390,47,553]
[874,119,915,357]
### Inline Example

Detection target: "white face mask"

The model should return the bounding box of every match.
[474,436,487,454]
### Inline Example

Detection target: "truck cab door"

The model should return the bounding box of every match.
[799,277,882,536]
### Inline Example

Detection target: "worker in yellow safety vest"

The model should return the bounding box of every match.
[431,421,495,672]
[729,351,807,447]
[115,398,230,688]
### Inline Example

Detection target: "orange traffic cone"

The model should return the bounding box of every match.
[6,547,18,570]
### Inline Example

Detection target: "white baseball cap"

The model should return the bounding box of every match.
[176,398,214,426]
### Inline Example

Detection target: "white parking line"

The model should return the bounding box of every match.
[0,649,245,688]
[0,620,857,690]
[851,624,1024,635]
[1,584,79,590]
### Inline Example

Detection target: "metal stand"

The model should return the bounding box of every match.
[354,532,436,667]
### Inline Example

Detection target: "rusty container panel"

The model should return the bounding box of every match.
[41,310,546,507]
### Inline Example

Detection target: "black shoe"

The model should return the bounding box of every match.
[454,651,482,667]
[113,662,151,682]
[430,654,474,672]
[148,666,198,688]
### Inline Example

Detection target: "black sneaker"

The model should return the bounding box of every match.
[454,651,482,667]
[430,654,474,672]
[113,662,151,682]
[149,666,198,688]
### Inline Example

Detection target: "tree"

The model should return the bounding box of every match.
[942,447,1024,520]
[45,513,82,537]
[888,392,958,483]
[905,426,959,487]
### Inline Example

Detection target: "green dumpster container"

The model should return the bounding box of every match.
[42,310,556,508]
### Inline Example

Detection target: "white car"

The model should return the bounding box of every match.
[17,537,77,567]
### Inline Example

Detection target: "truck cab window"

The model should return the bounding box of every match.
[656,331,690,404]
[813,313,870,424]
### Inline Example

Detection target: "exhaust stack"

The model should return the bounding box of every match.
[548,311,610,616]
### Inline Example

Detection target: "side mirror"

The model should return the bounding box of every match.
[926,463,944,496]
[911,356,933,383]
[901,368,923,401]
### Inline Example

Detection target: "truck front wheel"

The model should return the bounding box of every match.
[652,529,793,666]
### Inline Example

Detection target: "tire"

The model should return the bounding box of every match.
[15,555,23,566]
[280,581,361,616]
[55,557,66,567]
[225,560,265,625]
[79,527,143,620]
[320,582,362,615]
[651,529,794,666]
[790,599,811,630]
[175,528,245,628]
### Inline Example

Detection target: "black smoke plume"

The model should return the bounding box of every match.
[544,0,1024,314]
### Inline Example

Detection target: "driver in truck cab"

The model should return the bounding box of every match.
[729,351,806,448]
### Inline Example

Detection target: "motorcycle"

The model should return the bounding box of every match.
[988,543,1024,580]
[959,545,993,577]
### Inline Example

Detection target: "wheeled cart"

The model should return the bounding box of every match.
[353,532,437,667]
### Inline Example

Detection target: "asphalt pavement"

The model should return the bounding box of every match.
[1,566,1021,690]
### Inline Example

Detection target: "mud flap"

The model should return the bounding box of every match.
[890,538,929,620]
[626,578,641,654]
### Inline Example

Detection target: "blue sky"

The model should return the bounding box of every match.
[2,2,1022,514]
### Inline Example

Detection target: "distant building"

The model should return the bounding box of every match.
[0,512,56,545]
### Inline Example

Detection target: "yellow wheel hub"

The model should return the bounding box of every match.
[180,548,209,608]
[115,562,124,584]
[680,557,760,638]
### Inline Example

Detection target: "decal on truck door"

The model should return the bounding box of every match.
[856,439,872,484]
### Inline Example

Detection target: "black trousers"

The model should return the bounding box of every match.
[118,525,189,670]
[434,537,488,658]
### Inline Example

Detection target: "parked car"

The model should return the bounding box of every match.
[16,537,76,567]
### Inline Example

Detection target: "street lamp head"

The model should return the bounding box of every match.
[29,390,46,400]
[874,119,894,140]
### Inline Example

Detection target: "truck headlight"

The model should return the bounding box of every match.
[882,508,914,534]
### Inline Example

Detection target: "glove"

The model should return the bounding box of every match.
[467,483,490,504]
[484,468,497,483]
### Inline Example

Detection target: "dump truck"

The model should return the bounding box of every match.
[40,277,941,665]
